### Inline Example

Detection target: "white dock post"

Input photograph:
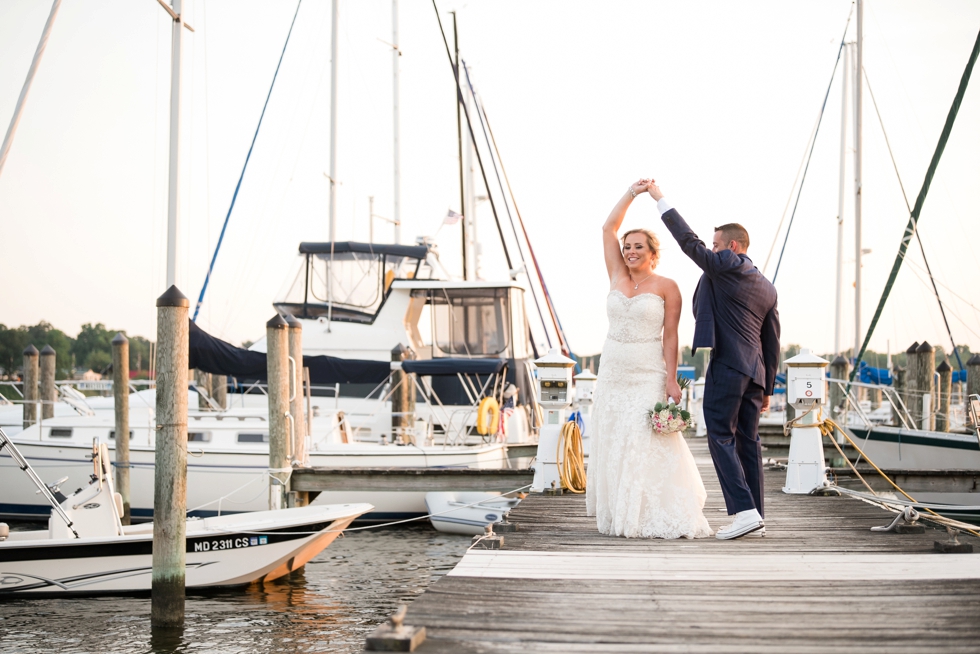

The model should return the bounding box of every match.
[152,285,189,628]
[112,333,131,525]
[783,349,830,494]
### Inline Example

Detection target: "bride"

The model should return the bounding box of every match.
[585,179,713,539]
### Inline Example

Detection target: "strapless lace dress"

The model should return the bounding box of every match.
[585,291,713,539]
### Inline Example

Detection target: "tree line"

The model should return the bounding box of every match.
[0,321,153,380]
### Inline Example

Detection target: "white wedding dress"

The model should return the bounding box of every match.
[586,290,713,539]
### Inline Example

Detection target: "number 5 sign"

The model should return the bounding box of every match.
[795,378,824,401]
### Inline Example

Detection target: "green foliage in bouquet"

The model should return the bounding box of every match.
[652,401,691,422]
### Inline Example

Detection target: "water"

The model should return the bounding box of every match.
[0,522,470,653]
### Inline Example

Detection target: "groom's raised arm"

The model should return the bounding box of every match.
[654,198,728,277]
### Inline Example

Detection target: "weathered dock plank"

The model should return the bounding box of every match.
[398,439,980,652]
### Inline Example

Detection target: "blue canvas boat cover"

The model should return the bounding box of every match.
[401,358,506,376]
[188,320,391,385]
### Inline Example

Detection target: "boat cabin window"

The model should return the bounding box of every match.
[188,432,211,443]
[274,243,427,324]
[237,432,268,443]
[422,288,511,357]
[49,428,72,438]
[109,430,133,441]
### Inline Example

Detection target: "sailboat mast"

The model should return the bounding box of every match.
[452,12,468,280]
[853,0,863,361]
[328,0,339,242]
[166,0,185,288]
[391,0,401,244]
[835,42,850,356]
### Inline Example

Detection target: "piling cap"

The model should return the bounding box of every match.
[111,332,128,345]
[916,341,934,353]
[40,345,55,356]
[575,370,598,381]
[22,344,38,357]
[784,348,829,368]
[156,285,189,308]
[284,314,302,329]
[266,314,288,329]
[534,348,576,368]
[906,342,920,354]
[969,354,980,367]
[936,359,952,373]
[831,355,849,367]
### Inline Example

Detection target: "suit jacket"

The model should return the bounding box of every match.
[660,208,781,395]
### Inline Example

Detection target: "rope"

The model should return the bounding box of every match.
[557,420,586,494]
[192,0,304,321]
[849,27,980,388]
[786,410,980,539]
[864,67,965,372]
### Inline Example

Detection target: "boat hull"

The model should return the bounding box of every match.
[0,504,370,597]
[848,426,980,470]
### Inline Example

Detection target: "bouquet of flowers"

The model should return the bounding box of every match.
[646,377,693,436]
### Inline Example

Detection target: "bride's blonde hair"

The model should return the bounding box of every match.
[621,229,661,268]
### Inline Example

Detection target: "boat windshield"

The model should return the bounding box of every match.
[275,242,427,323]
[424,288,511,357]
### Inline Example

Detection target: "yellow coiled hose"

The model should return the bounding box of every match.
[557,420,587,494]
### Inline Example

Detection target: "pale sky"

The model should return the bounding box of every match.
[1,0,978,360]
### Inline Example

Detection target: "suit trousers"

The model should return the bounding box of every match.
[702,360,765,517]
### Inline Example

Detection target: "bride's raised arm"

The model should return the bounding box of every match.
[662,279,683,403]
[602,179,650,285]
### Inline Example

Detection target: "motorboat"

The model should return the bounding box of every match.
[425,491,522,535]
[0,430,371,596]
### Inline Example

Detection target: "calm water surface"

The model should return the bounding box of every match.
[0,522,470,653]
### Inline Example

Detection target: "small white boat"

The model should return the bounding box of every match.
[425,492,521,535]
[0,432,371,597]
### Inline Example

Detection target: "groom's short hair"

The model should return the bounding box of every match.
[714,223,750,251]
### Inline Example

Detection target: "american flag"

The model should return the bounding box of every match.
[497,405,515,442]
[443,209,463,225]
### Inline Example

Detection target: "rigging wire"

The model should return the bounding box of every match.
[762,113,821,275]
[770,3,855,284]
[192,0,304,322]
[849,27,980,386]
[460,61,554,351]
[431,0,513,270]
[864,67,965,371]
[478,94,573,357]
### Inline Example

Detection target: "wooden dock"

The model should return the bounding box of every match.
[397,439,980,653]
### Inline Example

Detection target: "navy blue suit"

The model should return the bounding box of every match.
[660,208,780,517]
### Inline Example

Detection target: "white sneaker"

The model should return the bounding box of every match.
[715,509,765,540]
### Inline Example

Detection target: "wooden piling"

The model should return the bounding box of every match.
[39,345,56,420]
[22,345,38,429]
[152,286,189,628]
[285,315,306,465]
[967,355,980,427]
[915,341,935,430]
[195,369,212,410]
[213,374,227,410]
[391,344,416,444]
[829,356,849,419]
[285,315,307,508]
[935,358,952,433]
[112,333,131,525]
[266,314,290,511]
[905,343,920,427]
[891,365,906,426]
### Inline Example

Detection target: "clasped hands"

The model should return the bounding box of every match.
[629,178,664,202]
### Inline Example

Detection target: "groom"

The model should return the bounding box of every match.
[647,181,780,540]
